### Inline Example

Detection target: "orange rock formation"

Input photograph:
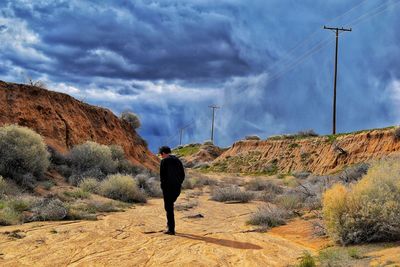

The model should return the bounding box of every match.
[0,81,159,172]
[212,129,400,175]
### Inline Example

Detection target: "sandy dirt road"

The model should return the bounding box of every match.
[0,192,326,267]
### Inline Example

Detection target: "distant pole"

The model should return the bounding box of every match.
[179,128,183,145]
[324,26,352,135]
[208,105,220,143]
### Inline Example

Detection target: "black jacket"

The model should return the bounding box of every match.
[160,155,185,192]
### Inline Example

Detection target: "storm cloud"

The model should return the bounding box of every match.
[0,0,399,151]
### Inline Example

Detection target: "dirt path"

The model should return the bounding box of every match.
[0,192,326,267]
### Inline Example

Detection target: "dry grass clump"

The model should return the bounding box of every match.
[323,158,400,244]
[247,204,289,227]
[0,125,49,188]
[245,178,283,192]
[211,186,254,203]
[120,111,141,129]
[99,174,147,203]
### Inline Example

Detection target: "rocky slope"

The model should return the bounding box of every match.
[0,81,159,172]
[210,128,400,175]
[175,144,225,168]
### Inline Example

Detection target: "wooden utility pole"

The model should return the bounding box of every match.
[208,105,220,143]
[179,128,183,146]
[324,26,352,135]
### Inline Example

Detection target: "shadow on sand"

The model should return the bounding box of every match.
[176,233,262,250]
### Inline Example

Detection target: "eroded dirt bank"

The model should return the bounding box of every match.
[212,128,400,175]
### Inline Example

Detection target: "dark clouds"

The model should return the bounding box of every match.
[0,0,400,151]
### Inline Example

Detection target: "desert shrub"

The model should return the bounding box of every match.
[30,198,67,221]
[0,125,50,185]
[0,176,9,195]
[68,168,105,186]
[99,174,147,203]
[211,186,254,203]
[297,251,316,267]
[297,130,319,137]
[0,207,21,225]
[245,178,283,193]
[120,111,141,129]
[203,140,213,145]
[69,141,116,175]
[323,158,400,244]
[245,135,261,141]
[338,163,369,183]
[394,127,400,140]
[116,159,142,175]
[79,178,100,193]
[110,145,125,161]
[274,192,304,211]
[182,178,194,189]
[135,174,163,198]
[247,204,288,227]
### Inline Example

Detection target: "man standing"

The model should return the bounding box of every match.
[159,146,185,235]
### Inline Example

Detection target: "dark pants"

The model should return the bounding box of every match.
[163,188,181,232]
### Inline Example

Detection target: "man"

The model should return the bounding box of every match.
[159,146,185,235]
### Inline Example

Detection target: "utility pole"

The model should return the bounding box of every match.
[324,26,352,135]
[179,128,183,146]
[208,105,220,143]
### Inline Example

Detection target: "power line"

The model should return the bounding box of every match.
[323,26,352,135]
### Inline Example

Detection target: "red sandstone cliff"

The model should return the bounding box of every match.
[0,81,159,172]
[211,128,400,175]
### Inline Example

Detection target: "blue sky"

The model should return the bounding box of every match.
[0,0,399,152]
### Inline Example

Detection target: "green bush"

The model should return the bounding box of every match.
[79,178,100,193]
[120,111,141,129]
[69,141,116,175]
[211,186,254,203]
[298,251,316,267]
[99,174,147,203]
[323,158,400,244]
[0,125,50,185]
[0,207,21,225]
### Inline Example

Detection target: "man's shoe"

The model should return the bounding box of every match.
[163,230,175,235]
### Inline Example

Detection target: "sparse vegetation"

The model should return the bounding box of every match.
[323,158,400,244]
[173,144,201,157]
[120,111,141,129]
[245,135,261,140]
[211,186,254,203]
[0,125,50,187]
